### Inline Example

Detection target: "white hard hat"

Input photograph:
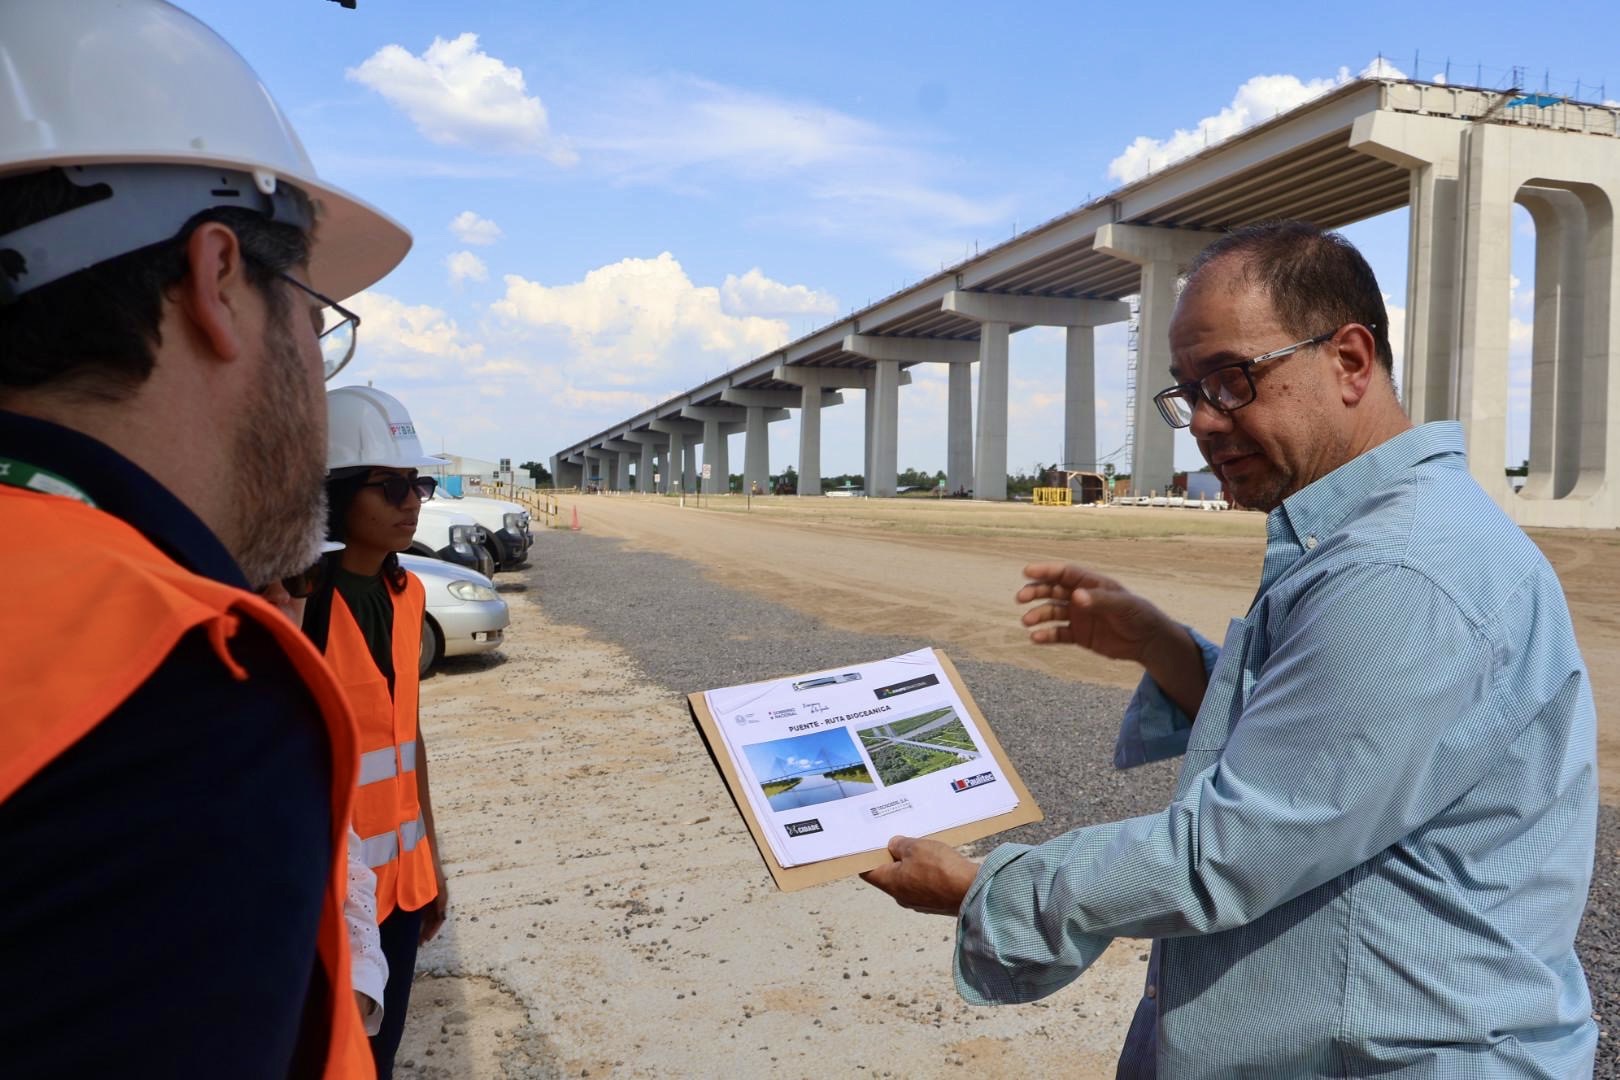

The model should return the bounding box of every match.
[0,0,410,303]
[327,386,444,473]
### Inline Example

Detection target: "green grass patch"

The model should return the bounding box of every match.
[761,777,803,796]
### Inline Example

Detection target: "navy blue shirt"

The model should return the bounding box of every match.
[0,410,335,1078]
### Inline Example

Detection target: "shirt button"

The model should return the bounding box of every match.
[1304,534,1318,550]
[1145,984,1157,999]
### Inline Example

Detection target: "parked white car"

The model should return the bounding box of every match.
[399,553,509,677]
[410,501,494,578]
[434,493,531,571]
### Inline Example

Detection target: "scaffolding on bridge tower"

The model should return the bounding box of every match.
[1122,294,1142,491]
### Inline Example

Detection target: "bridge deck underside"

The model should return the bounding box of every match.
[574,104,1428,444]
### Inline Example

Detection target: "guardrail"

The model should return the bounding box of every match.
[468,484,563,527]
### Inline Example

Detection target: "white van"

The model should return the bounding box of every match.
[410,501,494,578]
[434,493,531,572]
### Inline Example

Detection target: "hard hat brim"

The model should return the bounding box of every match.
[1,152,411,303]
[297,174,413,303]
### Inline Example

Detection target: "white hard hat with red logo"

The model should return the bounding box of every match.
[327,386,444,473]
[0,0,410,306]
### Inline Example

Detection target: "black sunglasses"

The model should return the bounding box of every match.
[361,474,437,507]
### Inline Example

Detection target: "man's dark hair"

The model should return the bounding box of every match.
[1184,221,1395,375]
[0,167,312,399]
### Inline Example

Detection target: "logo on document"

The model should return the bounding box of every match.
[950,771,996,793]
[784,819,823,837]
[768,707,798,720]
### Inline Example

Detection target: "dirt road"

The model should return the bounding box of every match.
[402,574,1149,1079]
[398,494,1618,1077]
[568,494,1620,800]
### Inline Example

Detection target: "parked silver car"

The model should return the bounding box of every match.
[399,553,510,677]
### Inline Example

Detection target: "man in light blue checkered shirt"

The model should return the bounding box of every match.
[862,222,1598,1077]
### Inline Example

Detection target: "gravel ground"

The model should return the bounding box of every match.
[535,529,1618,1075]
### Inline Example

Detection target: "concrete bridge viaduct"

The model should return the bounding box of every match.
[554,79,1620,528]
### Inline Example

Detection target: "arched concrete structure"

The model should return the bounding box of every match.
[556,81,1620,524]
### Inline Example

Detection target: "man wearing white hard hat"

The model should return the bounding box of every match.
[301,386,450,1078]
[0,2,409,1076]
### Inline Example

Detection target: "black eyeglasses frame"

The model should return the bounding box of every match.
[1152,323,1378,429]
[278,272,361,381]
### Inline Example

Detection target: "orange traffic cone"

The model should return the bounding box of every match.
[570,506,581,531]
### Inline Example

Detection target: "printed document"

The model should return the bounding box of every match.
[702,648,1020,868]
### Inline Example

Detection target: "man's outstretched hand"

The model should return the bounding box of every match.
[860,836,979,916]
[1016,561,1170,664]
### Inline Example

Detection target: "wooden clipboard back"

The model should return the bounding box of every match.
[687,648,1043,891]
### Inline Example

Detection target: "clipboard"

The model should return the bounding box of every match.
[687,648,1042,891]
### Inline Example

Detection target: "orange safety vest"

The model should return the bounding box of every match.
[322,573,438,921]
[0,485,375,1080]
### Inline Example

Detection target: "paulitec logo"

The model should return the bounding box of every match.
[784,819,823,837]
[389,422,417,438]
[951,771,996,793]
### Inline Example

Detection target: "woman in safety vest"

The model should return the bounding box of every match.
[304,385,450,1079]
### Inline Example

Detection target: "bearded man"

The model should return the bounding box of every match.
[0,2,410,1074]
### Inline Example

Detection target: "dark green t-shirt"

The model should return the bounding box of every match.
[331,565,394,687]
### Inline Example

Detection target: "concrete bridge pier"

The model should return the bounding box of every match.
[1065,327,1097,473]
[1357,111,1620,527]
[1093,225,1222,497]
[682,405,778,494]
[1517,187,1587,500]
[703,420,725,493]
[948,364,973,494]
[1454,123,1620,524]
[1350,111,1467,425]
[777,365,902,495]
[801,385,823,495]
[650,418,703,494]
[974,322,1010,501]
[722,387,842,495]
[841,336,954,497]
[623,431,663,494]
[939,291,1131,501]
[581,447,606,491]
[601,438,641,492]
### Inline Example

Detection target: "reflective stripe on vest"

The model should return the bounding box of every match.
[361,830,399,869]
[358,746,397,785]
[360,814,425,869]
[357,739,418,787]
[401,813,426,852]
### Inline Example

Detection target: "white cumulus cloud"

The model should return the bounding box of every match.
[446,250,488,284]
[490,252,792,386]
[348,33,576,163]
[342,290,484,380]
[720,268,838,318]
[1108,58,1407,184]
[450,210,504,245]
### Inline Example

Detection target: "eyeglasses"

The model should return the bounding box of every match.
[1152,324,1375,429]
[279,272,361,381]
[280,558,326,600]
[361,474,437,507]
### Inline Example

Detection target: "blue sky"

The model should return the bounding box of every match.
[179,0,1619,476]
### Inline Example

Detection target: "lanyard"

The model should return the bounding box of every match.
[0,455,96,507]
